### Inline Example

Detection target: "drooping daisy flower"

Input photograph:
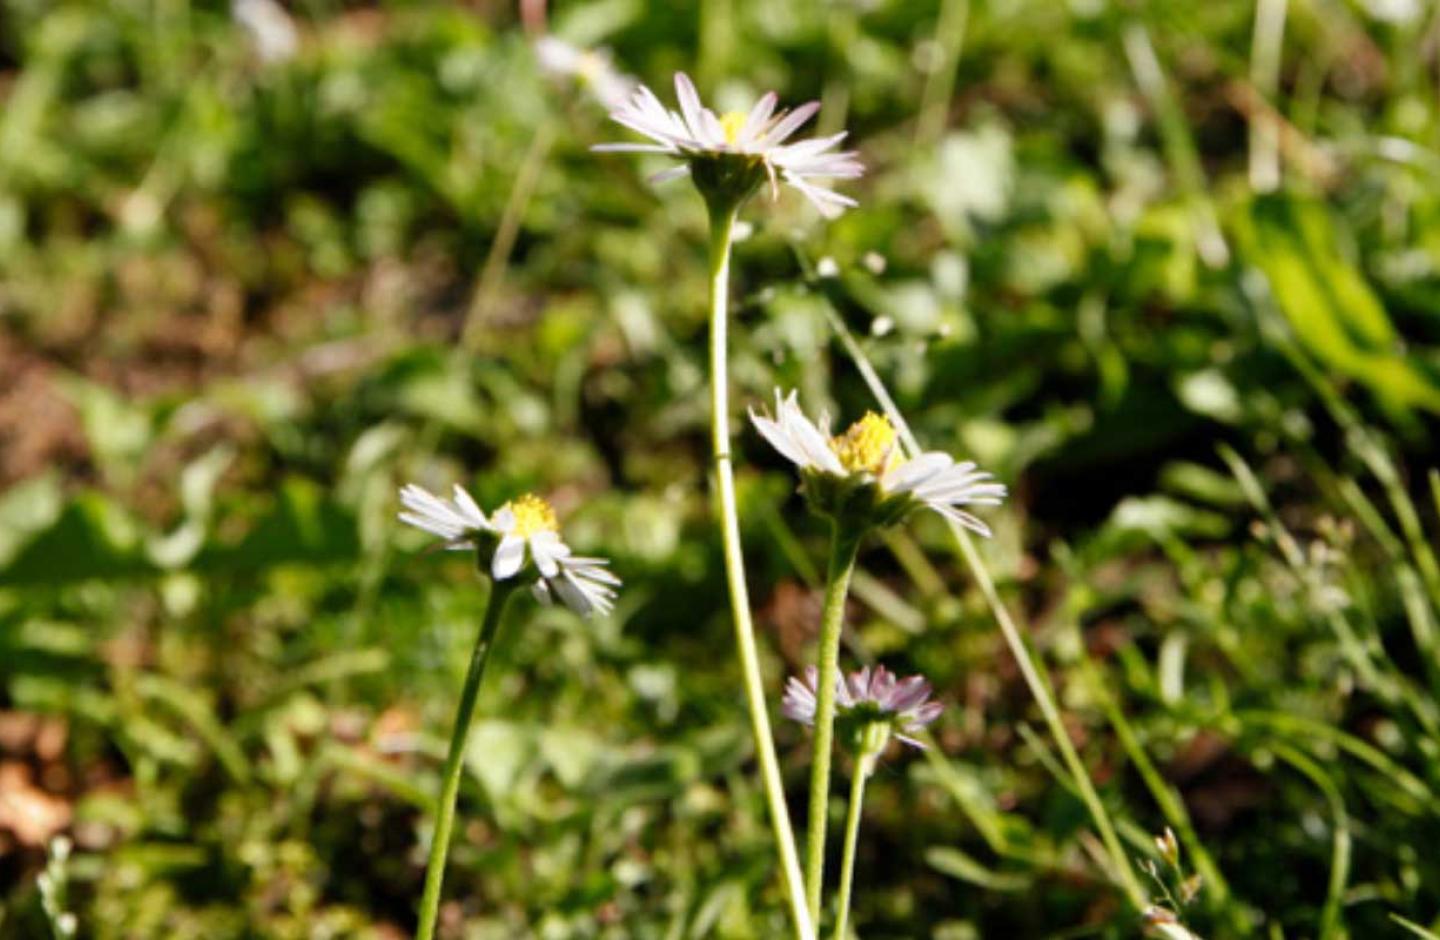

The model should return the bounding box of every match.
[534,36,636,109]
[593,72,863,217]
[782,664,943,751]
[749,389,1006,535]
[398,484,620,617]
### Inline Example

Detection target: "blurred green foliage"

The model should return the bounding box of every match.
[3,0,1440,937]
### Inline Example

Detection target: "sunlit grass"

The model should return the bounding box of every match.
[3,1,1440,937]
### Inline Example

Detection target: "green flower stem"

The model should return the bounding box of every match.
[415,578,520,940]
[805,525,862,922]
[833,731,883,940]
[820,302,1147,909]
[706,203,815,940]
[831,764,867,940]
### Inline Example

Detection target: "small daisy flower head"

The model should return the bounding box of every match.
[398,483,619,618]
[749,389,1007,535]
[593,72,863,217]
[783,664,943,762]
[534,36,636,109]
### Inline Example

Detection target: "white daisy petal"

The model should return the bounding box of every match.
[491,534,526,580]
[770,132,848,161]
[779,396,845,475]
[400,485,469,529]
[561,556,621,585]
[881,451,952,491]
[909,470,1005,503]
[700,108,727,148]
[674,72,709,142]
[397,510,465,541]
[928,502,994,538]
[452,484,489,529]
[553,568,614,618]
[551,575,594,617]
[784,177,857,218]
[760,101,821,147]
[648,164,693,184]
[750,408,813,470]
[739,91,778,142]
[399,483,489,542]
[590,142,678,153]
[529,530,565,578]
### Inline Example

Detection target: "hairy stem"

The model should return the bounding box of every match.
[415,579,519,940]
[806,526,862,921]
[832,759,870,940]
[706,203,815,940]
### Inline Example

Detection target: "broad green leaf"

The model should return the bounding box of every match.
[2,492,153,584]
[1235,194,1440,414]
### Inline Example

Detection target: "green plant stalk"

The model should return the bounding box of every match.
[805,526,862,921]
[1393,914,1440,939]
[462,120,555,351]
[1248,0,1288,191]
[706,204,815,940]
[1270,743,1350,940]
[831,760,869,940]
[915,0,968,148]
[1122,22,1229,268]
[1072,640,1238,924]
[415,578,519,940]
[820,302,1147,909]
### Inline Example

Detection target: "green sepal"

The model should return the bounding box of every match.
[692,152,768,215]
[799,468,917,533]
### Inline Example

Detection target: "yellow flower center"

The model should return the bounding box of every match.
[719,111,748,146]
[831,412,905,476]
[503,493,559,539]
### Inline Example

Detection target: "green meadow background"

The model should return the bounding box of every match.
[3,0,1440,936]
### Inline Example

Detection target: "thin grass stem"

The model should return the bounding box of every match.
[462,121,555,351]
[915,0,968,148]
[1269,743,1350,940]
[1248,0,1288,191]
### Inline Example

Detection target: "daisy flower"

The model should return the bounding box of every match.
[534,36,636,110]
[232,0,298,65]
[782,664,943,751]
[749,389,1006,535]
[593,72,863,217]
[398,484,620,618]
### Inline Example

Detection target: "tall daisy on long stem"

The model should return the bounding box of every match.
[398,483,619,940]
[596,72,862,940]
[751,389,1003,923]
